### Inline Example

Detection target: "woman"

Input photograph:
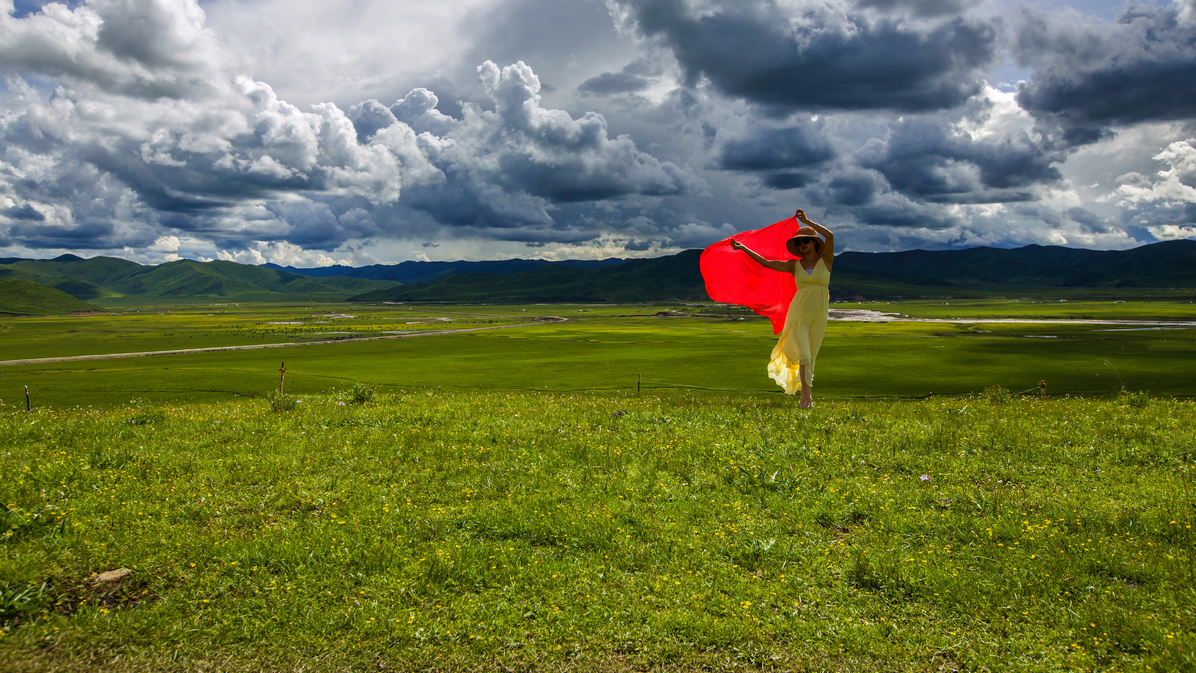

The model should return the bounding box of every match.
[731,209,833,407]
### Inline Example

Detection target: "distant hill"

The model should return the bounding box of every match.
[350,240,1196,303]
[265,257,626,285]
[5,239,1193,305]
[350,251,708,303]
[0,257,400,301]
[835,239,1196,288]
[0,278,103,315]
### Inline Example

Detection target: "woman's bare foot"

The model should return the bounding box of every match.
[798,386,814,408]
[797,364,814,407]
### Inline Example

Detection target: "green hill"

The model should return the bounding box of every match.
[348,250,978,303]
[836,239,1196,288]
[5,239,1194,306]
[351,240,1196,303]
[0,256,400,302]
[350,250,711,303]
[0,278,103,315]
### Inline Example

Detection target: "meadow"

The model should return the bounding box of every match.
[1,389,1193,671]
[1,299,1194,671]
[1,299,1195,410]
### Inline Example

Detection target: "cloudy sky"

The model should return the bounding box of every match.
[0,0,1194,266]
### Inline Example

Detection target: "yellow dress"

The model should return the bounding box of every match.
[767,257,830,394]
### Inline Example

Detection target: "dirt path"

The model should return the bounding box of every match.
[0,318,567,367]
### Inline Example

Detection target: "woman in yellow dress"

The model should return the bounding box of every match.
[731,209,834,408]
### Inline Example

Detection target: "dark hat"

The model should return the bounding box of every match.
[786,226,824,257]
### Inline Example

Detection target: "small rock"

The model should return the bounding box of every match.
[93,568,132,584]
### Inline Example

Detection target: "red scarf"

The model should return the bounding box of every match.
[699,216,799,334]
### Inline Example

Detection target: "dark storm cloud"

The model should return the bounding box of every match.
[718,123,835,171]
[1065,206,1113,233]
[402,169,553,232]
[1014,2,1196,142]
[763,171,819,190]
[826,168,885,206]
[262,200,383,250]
[853,0,983,18]
[81,142,275,213]
[2,203,45,221]
[577,71,651,96]
[845,195,961,229]
[856,116,1063,204]
[612,0,1001,112]
[716,121,835,191]
[7,219,116,248]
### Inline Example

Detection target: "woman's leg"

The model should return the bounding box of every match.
[798,364,814,408]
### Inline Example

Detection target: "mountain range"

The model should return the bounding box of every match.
[0,255,399,303]
[2,240,1193,313]
[348,239,1196,303]
[264,258,625,285]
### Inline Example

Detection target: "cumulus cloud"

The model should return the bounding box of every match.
[704,84,1067,233]
[856,114,1064,204]
[0,0,707,257]
[2,0,1194,261]
[1014,1,1196,144]
[0,0,225,99]
[358,60,708,237]
[717,121,835,171]
[1115,138,1196,206]
[609,0,1002,112]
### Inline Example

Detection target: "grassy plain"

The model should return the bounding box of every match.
[2,300,1196,410]
[1,391,1193,671]
[856,298,1196,321]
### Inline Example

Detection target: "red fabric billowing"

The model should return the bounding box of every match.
[700,216,799,334]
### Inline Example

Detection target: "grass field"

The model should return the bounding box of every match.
[1,390,1193,671]
[2,300,1195,410]
[851,298,1196,321]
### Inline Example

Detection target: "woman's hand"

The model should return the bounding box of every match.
[730,239,746,251]
[795,209,810,224]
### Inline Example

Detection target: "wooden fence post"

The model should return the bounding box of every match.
[637,373,641,396]
[25,385,30,412]
[279,362,286,395]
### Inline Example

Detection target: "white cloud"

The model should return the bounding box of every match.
[202,0,502,107]
[1115,139,1196,206]
[1,0,1194,263]
[148,234,180,252]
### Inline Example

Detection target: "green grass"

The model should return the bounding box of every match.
[0,280,101,317]
[857,298,1196,321]
[0,391,1193,671]
[0,304,528,362]
[3,301,1196,410]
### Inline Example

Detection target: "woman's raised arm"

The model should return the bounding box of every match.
[731,239,796,274]
[796,209,834,270]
